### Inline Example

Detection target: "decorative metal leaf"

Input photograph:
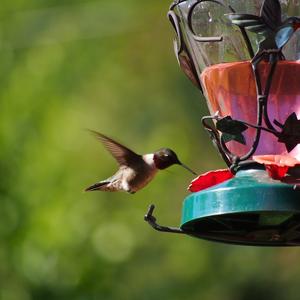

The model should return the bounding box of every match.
[216,116,248,145]
[216,116,248,134]
[260,0,282,30]
[277,113,300,152]
[222,133,246,145]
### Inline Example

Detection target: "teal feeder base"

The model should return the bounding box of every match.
[145,169,300,246]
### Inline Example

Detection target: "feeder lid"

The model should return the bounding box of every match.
[181,169,300,246]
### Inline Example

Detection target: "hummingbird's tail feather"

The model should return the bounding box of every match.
[85,181,110,192]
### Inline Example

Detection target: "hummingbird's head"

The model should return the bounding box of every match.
[153,148,197,175]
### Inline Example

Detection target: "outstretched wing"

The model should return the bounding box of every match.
[260,0,282,31]
[88,130,143,166]
[226,13,269,35]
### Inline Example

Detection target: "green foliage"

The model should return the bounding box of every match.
[1,0,300,299]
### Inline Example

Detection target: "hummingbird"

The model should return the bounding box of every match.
[227,0,300,60]
[85,130,197,194]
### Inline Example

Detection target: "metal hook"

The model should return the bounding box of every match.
[144,204,186,234]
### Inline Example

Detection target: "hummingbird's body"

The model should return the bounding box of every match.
[90,155,157,193]
[85,131,196,194]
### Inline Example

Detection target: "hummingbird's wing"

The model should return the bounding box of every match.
[88,130,144,166]
[260,0,282,31]
[226,14,269,35]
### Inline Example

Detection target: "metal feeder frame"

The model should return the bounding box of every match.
[144,0,300,246]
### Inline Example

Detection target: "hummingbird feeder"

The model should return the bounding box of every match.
[144,0,300,246]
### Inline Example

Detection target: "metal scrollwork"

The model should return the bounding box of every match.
[168,8,202,89]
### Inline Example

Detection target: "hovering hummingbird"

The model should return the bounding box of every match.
[227,0,300,59]
[85,130,197,194]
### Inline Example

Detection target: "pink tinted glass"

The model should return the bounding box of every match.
[201,61,300,160]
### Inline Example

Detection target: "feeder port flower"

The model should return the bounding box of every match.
[188,169,234,193]
[253,154,300,180]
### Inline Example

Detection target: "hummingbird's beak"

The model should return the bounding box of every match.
[178,162,197,175]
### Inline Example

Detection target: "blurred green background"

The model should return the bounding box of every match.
[1,0,300,299]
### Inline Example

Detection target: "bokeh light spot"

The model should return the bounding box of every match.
[92,223,135,263]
